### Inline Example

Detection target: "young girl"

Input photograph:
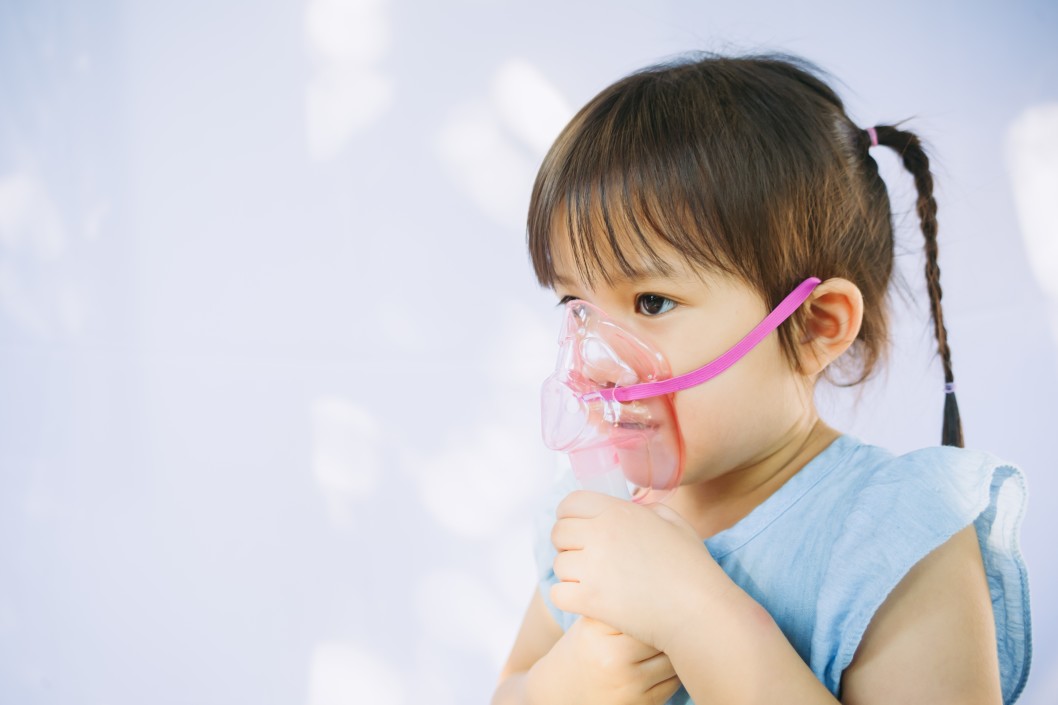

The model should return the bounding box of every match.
[491,54,1031,705]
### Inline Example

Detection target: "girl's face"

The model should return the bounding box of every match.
[548,238,818,489]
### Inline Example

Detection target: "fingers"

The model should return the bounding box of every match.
[635,651,677,686]
[549,512,589,608]
[645,674,682,705]
[556,489,622,519]
[615,632,665,663]
[550,516,589,550]
[551,549,584,583]
[576,617,663,661]
[550,578,579,614]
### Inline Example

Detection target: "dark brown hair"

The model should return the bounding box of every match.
[527,53,963,447]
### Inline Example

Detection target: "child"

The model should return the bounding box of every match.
[491,54,1031,705]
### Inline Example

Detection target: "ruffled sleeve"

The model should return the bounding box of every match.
[533,465,579,631]
[812,447,1031,703]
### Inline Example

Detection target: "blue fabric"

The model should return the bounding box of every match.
[535,435,1031,704]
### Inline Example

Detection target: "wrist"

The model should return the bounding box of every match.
[652,548,747,654]
[660,566,764,657]
[662,587,837,705]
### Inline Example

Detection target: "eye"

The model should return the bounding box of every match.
[557,295,581,307]
[635,294,676,316]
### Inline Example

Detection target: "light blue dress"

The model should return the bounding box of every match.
[535,435,1031,704]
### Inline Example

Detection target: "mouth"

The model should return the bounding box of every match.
[614,421,658,431]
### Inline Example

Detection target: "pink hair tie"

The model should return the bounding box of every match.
[866,126,879,147]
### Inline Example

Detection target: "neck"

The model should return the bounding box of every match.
[667,417,840,539]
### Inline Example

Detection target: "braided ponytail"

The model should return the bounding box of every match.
[870,125,964,448]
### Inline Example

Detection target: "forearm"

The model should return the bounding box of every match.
[491,672,529,705]
[664,587,837,705]
[491,660,562,705]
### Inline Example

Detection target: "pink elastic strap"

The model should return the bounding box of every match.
[598,277,822,403]
[866,127,879,147]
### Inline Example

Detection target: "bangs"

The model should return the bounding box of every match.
[528,64,743,289]
[538,171,740,288]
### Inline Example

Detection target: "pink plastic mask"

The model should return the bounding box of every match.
[541,277,821,503]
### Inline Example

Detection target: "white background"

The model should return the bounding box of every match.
[1,1,1056,703]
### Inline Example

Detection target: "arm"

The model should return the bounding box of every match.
[551,492,1002,705]
[657,548,838,705]
[492,588,681,705]
[492,590,563,705]
[549,493,833,704]
[840,525,1002,704]
[664,526,1001,705]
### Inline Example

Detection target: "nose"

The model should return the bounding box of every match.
[577,336,639,387]
[564,301,647,389]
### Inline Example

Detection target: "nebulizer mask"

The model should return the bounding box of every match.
[541,277,821,503]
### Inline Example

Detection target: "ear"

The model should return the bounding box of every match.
[798,278,864,376]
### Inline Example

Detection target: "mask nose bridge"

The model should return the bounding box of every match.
[562,300,645,390]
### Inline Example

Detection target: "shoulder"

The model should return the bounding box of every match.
[825,439,1024,537]
[768,437,1020,541]
[840,525,1003,705]
[813,438,1031,703]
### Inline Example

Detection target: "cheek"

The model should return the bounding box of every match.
[671,339,804,471]
[674,335,791,417]
[673,376,762,457]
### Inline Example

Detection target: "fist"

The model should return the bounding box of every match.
[528,616,681,705]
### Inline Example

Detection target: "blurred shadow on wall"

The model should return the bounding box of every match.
[1007,103,1058,352]
[1005,101,1058,705]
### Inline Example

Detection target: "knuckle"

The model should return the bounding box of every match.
[549,582,566,610]
[551,552,566,578]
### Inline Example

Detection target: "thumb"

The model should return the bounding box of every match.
[651,502,697,535]
[581,616,623,635]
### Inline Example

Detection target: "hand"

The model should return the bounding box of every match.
[550,491,727,650]
[526,616,681,705]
